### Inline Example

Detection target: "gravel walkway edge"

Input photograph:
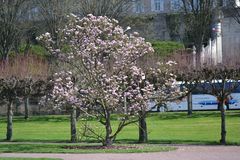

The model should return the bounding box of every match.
[0,145,240,160]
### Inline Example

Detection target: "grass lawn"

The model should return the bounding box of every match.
[0,111,239,145]
[0,158,62,160]
[0,143,174,153]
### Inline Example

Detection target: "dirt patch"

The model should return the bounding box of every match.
[63,145,142,150]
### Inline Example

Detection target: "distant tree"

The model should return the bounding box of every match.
[35,0,73,48]
[226,0,240,24]
[181,0,213,65]
[76,0,132,19]
[0,0,27,60]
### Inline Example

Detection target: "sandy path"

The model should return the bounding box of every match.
[0,145,239,160]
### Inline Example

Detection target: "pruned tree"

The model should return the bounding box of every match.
[0,77,21,140]
[0,55,49,140]
[0,0,27,60]
[195,66,240,145]
[76,0,132,20]
[165,50,198,115]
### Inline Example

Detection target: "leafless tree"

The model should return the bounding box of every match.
[35,0,73,48]
[76,0,132,19]
[181,0,214,64]
[0,54,49,141]
[165,49,198,115]
[196,65,240,145]
[0,0,27,60]
[224,0,240,24]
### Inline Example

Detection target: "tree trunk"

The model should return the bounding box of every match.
[38,97,41,115]
[24,97,29,120]
[6,100,13,141]
[220,101,226,145]
[24,39,31,55]
[138,111,148,143]
[70,107,77,143]
[187,92,193,116]
[103,110,113,146]
[195,43,202,69]
[76,107,81,120]
[15,98,20,116]
[1,49,9,61]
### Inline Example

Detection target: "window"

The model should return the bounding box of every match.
[171,0,183,11]
[27,7,39,20]
[133,0,144,13]
[152,0,164,11]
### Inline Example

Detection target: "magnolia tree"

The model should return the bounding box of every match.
[49,71,79,142]
[39,14,180,146]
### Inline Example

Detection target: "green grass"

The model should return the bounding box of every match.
[0,158,62,160]
[18,44,49,57]
[144,111,240,145]
[151,41,184,57]
[0,111,239,145]
[0,143,174,153]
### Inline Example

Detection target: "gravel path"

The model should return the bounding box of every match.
[0,145,239,160]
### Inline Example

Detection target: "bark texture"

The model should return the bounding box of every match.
[70,108,77,143]
[220,101,226,145]
[24,97,29,120]
[6,100,13,141]
[103,110,113,146]
[138,111,148,143]
[187,92,193,115]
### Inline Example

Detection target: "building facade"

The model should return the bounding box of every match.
[131,0,182,14]
[130,0,240,65]
[131,0,240,14]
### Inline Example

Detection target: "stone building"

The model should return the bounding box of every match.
[131,0,181,14]
[128,0,240,65]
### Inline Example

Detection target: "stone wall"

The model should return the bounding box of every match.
[123,13,181,40]
[222,17,240,64]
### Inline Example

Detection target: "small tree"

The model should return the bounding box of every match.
[196,66,240,145]
[0,77,21,140]
[39,14,158,146]
[176,67,200,115]
[0,55,49,140]
[136,61,183,143]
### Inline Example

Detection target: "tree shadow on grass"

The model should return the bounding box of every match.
[0,115,70,123]
[149,110,240,121]
[115,138,240,146]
